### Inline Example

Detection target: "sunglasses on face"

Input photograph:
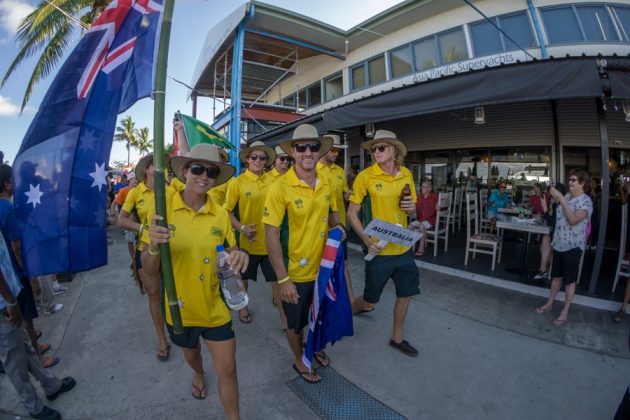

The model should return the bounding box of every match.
[293,143,321,153]
[278,156,291,162]
[249,154,267,161]
[370,144,389,153]
[189,163,220,179]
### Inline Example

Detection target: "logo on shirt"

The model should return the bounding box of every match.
[375,183,383,191]
[294,198,304,209]
[137,198,145,207]
[203,257,210,264]
[298,257,309,267]
[263,206,269,217]
[211,227,223,237]
[245,191,252,200]
[325,195,331,202]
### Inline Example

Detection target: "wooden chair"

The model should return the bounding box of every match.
[427,192,451,257]
[448,187,463,233]
[464,192,502,271]
[479,189,492,233]
[613,204,629,292]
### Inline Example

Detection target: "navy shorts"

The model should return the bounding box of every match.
[242,254,276,282]
[550,248,582,285]
[17,277,38,321]
[364,249,420,304]
[135,248,143,270]
[282,281,314,334]
[166,321,234,349]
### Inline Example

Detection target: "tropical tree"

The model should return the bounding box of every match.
[1,0,112,111]
[136,127,153,155]
[114,115,138,165]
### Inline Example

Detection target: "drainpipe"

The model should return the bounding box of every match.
[527,0,548,59]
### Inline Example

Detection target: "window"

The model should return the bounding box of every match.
[501,13,536,50]
[297,89,306,109]
[390,45,413,77]
[368,55,386,85]
[542,5,620,44]
[471,12,535,57]
[576,5,618,42]
[438,29,468,64]
[470,21,504,56]
[541,7,582,43]
[324,73,343,102]
[282,94,295,107]
[307,83,321,107]
[413,38,438,70]
[612,6,630,41]
[351,65,365,90]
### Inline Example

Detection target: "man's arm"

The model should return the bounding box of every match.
[265,224,298,304]
[0,270,21,327]
[347,202,383,256]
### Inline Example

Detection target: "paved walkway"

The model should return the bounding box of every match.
[1,226,628,419]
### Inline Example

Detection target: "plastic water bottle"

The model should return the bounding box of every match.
[215,245,249,310]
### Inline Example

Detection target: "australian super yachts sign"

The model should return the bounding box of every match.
[407,51,531,85]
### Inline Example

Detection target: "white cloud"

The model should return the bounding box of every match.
[0,0,34,37]
[0,95,37,116]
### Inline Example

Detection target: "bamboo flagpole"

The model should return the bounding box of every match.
[152,0,183,333]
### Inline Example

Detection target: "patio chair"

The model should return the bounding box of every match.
[427,192,451,256]
[464,192,502,271]
[479,189,492,233]
[613,204,630,292]
[448,187,463,233]
[522,189,533,208]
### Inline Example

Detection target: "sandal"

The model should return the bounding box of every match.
[239,310,252,324]
[314,351,330,367]
[157,345,170,361]
[534,306,552,314]
[38,343,51,356]
[357,307,374,315]
[292,363,321,384]
[613,309,625,324]
[553,318,568,327]
[191,382,206,400]
[42,356,60,369]
[415,251,425,257]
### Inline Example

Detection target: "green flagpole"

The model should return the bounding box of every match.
[152,0,182,334]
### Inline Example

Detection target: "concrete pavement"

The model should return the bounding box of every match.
[1,225,629,419]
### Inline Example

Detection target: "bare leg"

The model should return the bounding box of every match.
[392,297,411,343]
[270,282,287,330]
[206,338,239,420]
[286,329,319,381]
[181,345,205,399]
[621,278,630,312]
[138,268,168,353]
[539,235,551,272]
[352,295,374,315]
[539,277,563,310]
[556,282,576,322]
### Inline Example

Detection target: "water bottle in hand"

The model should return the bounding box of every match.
[215,245,249,310]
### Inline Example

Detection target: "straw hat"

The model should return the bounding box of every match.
[278,124,333,157]
[324,134,347,149]
[361,129,407,158]
[136,153,170,182]
[169,143,235,186]
[238,141,275,167]
[275,146,287,157]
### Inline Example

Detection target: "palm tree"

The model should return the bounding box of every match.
[114,115,138,165]
[1,0,112,111]
[135,127,153,155]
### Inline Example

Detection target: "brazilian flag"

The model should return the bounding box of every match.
[179,113,235,150]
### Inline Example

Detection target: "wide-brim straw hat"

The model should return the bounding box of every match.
[136,153,170,182]
[278,124,333,157]
[275,145,287,157]
[238,141,276,167]
[361,129,407,158]
[169,143,235,187]
[324,134,348,149]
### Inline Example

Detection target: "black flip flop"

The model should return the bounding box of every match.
[314,351,330,367]
[192,383,206,400]
[157,345,170,361]
[292,363,321,384]
[239,312,252,323]
[357,307,374,315]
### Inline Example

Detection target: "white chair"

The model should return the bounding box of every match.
[479,189,492,233]
[522,189,533,208]
[427,192,451,257]
[613,204,629,292]
[464,192,502,271]
[448,187,463,233]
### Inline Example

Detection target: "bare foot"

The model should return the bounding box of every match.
[534,305,552,314]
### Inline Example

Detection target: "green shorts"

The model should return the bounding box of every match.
[364,249,420,304]
[166,321,234,349]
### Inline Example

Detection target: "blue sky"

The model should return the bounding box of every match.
[0,0,402,165]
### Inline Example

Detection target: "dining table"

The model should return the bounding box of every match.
[495,214,550,277]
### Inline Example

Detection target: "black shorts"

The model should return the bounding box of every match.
[17,277,38,321]
[166,321,234,349]
[364,249,420,304]
[282,281,314,334]
[242,254,276,282]
[342,239,348,261]
[135,248,143,270]
[550,248,582,285]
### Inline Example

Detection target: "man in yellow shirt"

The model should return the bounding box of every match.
[269,145,291,178]
[317,134,354,302]
[263,124,345,383]
[224,141,279,325]
[347,130,420,358]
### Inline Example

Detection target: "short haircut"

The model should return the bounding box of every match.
[0,164,11,194]
[569,168,590,187]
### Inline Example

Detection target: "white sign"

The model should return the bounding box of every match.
[363,219,421,248]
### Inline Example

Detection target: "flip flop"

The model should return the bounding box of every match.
[42,356,60,369]
[314,351,330,367]
[157,345,170,362]
[36,330,42,339]
[191,383,206,400]
[292,363,321,384]
[534,306,552,314]
[38,343,51,356]
[415,251,425,257]
[553,318,568,327]
[357,307,374,315]
[613,309,625,324]
[239,311,252,324]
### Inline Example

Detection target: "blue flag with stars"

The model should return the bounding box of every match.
[12,0,164,277]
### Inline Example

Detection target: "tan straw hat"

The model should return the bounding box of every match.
[361,129,407,158]
[278,124,333,157]
[238,141,276,167]
[275,145,287,156]
[324,134,347,149]
[135,153,170,182]
[169,143,235,186]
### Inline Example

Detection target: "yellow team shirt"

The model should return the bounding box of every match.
[144,191,236,328]
[317,162,349,226]
[262,167,337,282]
[122,182,174,251]
[268,167,285,179]
[223,170,274,255]
[169,175,230,206]
[349,164,417,256]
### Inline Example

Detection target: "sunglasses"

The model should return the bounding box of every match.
[189,163,220,179]
[569,177,579,183]
[293,143,321,153]
[278,156,292,162]
[249,154,268,161]
[370,144,389,153]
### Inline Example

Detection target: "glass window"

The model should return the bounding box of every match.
[501,13,536,50]
[438,28,469,64]
[297,89,306,109]
[612,6,630,42]
[282,94,295,107]
[307,83,321,107]
[324,74,343,102]
[390,45,413,77]
[541,7,583,43]
[471,20,503,56]
[413,38,438,70]
[368,55,386,85]
[576,5,619,42]
[351,65,365,90]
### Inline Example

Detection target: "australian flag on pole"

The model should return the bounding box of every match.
[302,228,354,372]
[12,0,164,277]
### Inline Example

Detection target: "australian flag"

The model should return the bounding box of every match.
[303,228,354,372]
[12,0,164,277]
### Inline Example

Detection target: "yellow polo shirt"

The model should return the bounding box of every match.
[262,167,337,282]
[269,167,285,179]
[223,170,274,255]
[350,163,417,256]
[122,182,174,251]
[168,175,230,206]
[317,162,348,226]
[145,191,236,328]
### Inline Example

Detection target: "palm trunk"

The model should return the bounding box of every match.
[127,144,130,166]
[152,0,182,333]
